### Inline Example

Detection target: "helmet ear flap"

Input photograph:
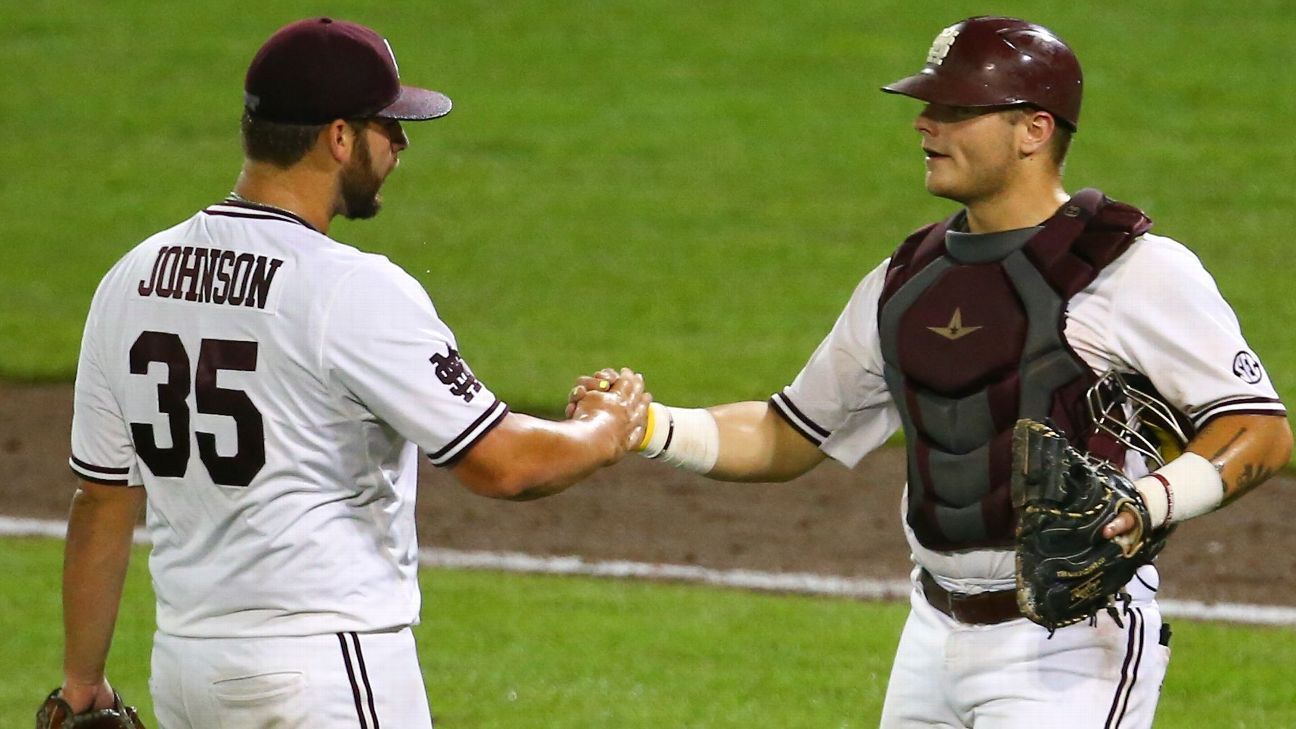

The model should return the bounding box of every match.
[1086,370,1193,468]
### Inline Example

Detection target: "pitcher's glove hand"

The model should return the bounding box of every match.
[1011,419,1171,631]
[35,689,145,729]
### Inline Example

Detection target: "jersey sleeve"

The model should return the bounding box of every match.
[1109,235,1285,430]
[70,278,142,486]
[323,260,509,466]
[769,259,900,467]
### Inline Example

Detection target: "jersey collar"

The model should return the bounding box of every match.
[206,196,320,232]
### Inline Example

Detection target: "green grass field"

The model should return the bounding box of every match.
[2,0,1295,414]
[2,538,1293,727]
[4,3,1296,727]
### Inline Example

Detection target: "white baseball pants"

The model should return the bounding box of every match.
[150,627,434,728]
[879,571,1169,728]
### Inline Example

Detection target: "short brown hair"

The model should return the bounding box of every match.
[1045,123,1074,167]
[240,112,327,167]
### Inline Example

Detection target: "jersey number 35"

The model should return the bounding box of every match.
[129,331,265,487]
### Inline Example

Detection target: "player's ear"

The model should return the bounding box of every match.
[322,119,357,164]
[1017,109,1056,160]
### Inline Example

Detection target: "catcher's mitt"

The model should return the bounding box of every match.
[1011,419,1171,631]
[35,689,145,729]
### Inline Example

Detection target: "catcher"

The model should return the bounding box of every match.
[571,15,1292,729]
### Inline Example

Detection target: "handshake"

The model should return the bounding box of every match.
[563,367,653,462]
[562,368,720,475]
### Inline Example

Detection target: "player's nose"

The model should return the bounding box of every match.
[914,108,937,137]
[388,121,410,151]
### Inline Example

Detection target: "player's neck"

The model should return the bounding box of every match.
[964,181,1069,234]
[233,163,335,234]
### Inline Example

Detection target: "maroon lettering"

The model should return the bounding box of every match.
[243,257,285,310]
[136,245,285,310]
[199,248,221,303]
[226,253,257,306]
[165,246,189,297]
[430,345,483,403]
[176,246,203,301]
[138,246,168,297]
[153,247,178,298]
[212,250,236,304]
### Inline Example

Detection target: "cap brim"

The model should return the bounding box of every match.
[881,71,948,103]
[882,70,1040,115]
[379,86,453,120]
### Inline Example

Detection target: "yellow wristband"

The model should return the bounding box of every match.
[635,402,656,451]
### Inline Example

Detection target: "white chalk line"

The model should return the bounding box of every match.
[5,516,1294,626]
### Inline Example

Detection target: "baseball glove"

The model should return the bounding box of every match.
[35,689,145,729]
[1011,418,1171,631]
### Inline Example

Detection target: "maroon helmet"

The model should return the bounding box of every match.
[882,16,1083,130]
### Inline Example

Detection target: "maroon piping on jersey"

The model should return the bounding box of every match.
[204,200,319,232]
[427,399,510,466]
[1192,395,1286,430]
[68,455,131,486]
[768,392,830,446]
[70,455,129,475]
[71,472,131,486]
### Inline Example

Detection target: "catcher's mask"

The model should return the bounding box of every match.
[882,16,1083,131]
[1086,370,1193,468]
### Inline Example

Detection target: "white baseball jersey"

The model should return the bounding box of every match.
[70,199,508,638]
[771,231,1285,591]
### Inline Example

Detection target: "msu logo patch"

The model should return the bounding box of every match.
[926,26,960,66]
[430,345,483,402]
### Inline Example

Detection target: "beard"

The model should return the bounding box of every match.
[338,133,385,220]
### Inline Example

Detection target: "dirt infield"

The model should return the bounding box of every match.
[4,381,1293,607]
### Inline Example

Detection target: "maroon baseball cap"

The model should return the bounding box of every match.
[244,17,452,124]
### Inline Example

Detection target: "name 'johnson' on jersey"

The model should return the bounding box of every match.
[136,244,286,309]
[68,199,509,639]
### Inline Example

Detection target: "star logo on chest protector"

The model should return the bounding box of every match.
[927,308,983,341]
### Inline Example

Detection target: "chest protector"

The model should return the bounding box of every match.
[878,189,1151,551]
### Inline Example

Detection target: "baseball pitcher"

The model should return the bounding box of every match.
[56,17,647,729]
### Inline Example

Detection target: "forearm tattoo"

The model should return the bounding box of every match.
[1225,462,1278,505]
[1237,462,1277,492]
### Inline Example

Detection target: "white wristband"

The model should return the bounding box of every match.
[1133,452,1224,528]
[637,402,720,475]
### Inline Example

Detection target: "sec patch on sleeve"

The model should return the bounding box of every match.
[1232,351,1263,384]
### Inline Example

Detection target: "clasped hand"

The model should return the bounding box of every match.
[566,367,651,456]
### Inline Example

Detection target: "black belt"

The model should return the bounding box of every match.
[919,569,1023,625]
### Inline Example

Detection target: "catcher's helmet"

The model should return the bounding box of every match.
[882,16,1083,130]
[1086,370,1194,468]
